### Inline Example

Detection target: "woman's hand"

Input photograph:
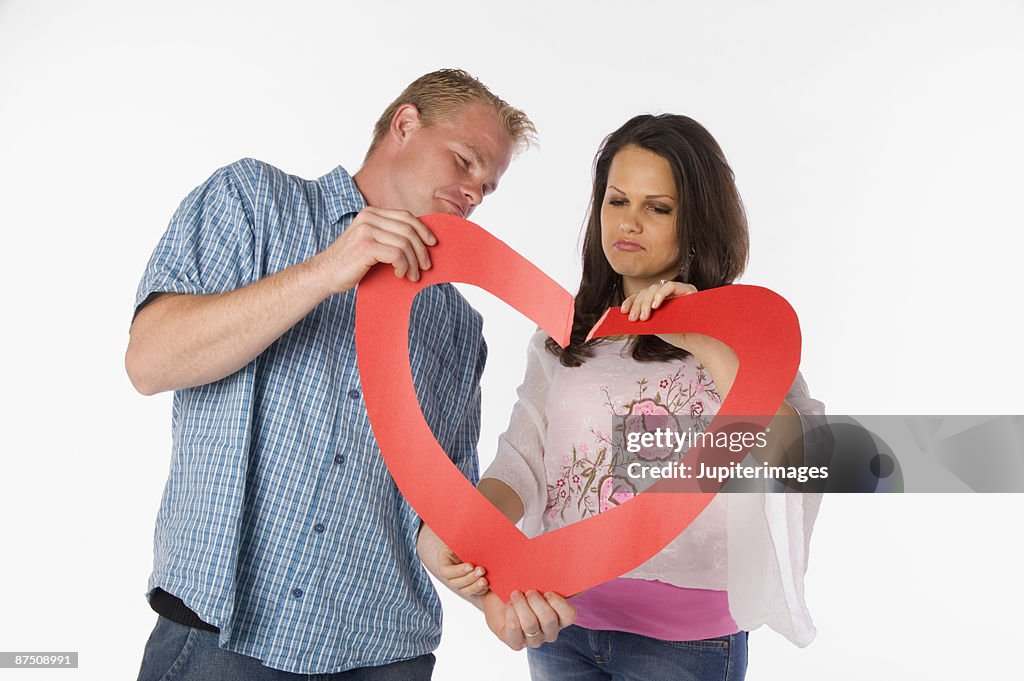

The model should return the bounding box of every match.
[437,548,490,599]
[621,281,697,321]
[620,280,740,395]
[417,523,489,601]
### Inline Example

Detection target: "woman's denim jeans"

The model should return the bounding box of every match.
[527,624,748,681]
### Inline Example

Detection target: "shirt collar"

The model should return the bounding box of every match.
[319,165,366,224]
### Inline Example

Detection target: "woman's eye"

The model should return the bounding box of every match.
[650,205,672,215]
[457,155,470,169]
[608,198,627,207]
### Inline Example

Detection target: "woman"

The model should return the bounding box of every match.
[423,114,825,680]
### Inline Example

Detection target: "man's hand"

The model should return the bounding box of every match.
[126,208,438,395]
[311,207,437,293]
[482,589,576,651]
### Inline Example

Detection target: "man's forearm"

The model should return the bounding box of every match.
[125,254,334,395]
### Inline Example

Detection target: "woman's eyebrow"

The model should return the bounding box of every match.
[607,185,675,201]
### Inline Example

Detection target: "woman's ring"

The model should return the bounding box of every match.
[524,630,541,638]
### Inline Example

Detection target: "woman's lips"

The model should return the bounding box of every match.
[614,240,644,251]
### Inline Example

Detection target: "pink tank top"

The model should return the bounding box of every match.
[571,578,739,641]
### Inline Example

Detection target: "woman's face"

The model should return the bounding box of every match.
[600,145,682,296]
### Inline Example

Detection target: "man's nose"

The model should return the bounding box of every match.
[461,182,483,210]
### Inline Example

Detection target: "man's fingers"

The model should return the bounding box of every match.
[366,230,421,281]
[524,590,561,643]
[362,207,438,247]
[544,591,578,629]
[360,209,435,270]
[366,243,410,279]
[503,601,525,651]
[375,222,432,272]
[510,591,545,648]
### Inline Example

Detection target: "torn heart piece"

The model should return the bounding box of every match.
[356,214,799,599]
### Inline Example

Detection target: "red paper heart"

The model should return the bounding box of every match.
[356,215,800,599]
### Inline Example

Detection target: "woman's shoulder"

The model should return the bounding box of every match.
[525,328,559,367]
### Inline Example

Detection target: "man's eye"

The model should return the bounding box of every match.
[457,155,470,169]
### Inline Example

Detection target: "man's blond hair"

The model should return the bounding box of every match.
[367,69,536,158]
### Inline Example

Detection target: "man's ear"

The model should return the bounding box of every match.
[390,103,423,145]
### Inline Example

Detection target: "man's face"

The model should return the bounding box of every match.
[388,102,515,219]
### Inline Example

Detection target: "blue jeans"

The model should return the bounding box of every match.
[527,625,748,681]
[136,616,435,681]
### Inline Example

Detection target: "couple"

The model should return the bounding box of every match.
[128,68,823,681]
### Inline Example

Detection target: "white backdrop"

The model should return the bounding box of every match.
[1,1,1022,679]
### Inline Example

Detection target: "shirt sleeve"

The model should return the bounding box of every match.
[449,338,488,486]
[134,163,256,316]
[784,370,832,469]
[481,330,554,527]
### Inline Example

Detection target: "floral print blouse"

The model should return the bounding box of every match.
[482,331,827,646]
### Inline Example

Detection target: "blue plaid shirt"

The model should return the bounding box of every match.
[134,159,486,674]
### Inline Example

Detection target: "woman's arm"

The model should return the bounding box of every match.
[416,480,575,652]
[415,478,524,600]
[478,478,525,524]
[415,331,576,647]
[622,281,810,469]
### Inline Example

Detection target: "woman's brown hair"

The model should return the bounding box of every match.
[547,114,749,366]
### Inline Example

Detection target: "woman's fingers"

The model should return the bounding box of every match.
[445,565,486,590]
[651,280,678,309]
[639,283,660,320]
[624,281,699,321]
[436,549,489,595]
[459,576,489,597]
[627,290,646,321]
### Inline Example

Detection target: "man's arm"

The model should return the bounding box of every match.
[126,207,437,395]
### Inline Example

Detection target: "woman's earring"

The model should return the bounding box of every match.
[680,245,696,278]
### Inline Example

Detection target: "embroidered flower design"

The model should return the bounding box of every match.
[545,364,723,523]
[629,399,670,416]
[597,475,636,513]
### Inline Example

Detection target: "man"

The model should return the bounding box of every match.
[128,69,572,680]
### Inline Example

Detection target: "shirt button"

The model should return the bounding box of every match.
[334,454,345,464]
[347,389,361,400]
[314,523,325,534]
[292,588,303,599]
